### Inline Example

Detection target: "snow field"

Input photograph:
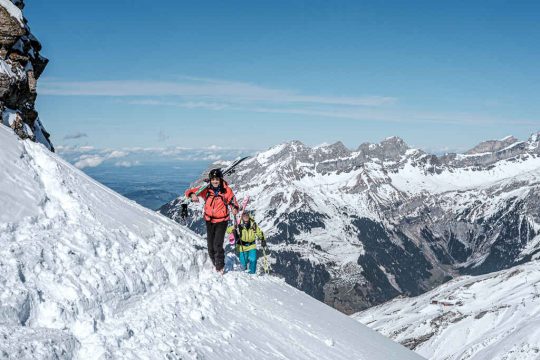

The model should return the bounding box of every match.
[389,155,540,196]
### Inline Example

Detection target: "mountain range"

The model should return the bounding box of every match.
[161,132,540,315]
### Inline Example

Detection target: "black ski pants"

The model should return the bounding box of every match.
[205,220,228,271]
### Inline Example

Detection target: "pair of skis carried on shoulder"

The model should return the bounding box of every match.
[180,156,249,220]
[229,195,250,244]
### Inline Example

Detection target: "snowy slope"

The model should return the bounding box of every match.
[353,260,540,360]
[0,125,422,359]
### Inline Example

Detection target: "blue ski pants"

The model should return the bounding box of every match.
[239,249,257,274]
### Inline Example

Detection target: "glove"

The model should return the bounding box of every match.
[180,203,188,219]
[261,239,267,248]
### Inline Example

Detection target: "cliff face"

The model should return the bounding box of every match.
[0,0,53,150]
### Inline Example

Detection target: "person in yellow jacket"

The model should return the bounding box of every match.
[226,211,266,274]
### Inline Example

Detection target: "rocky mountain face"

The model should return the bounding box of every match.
[0,0,53,150]
[161,132,540,315]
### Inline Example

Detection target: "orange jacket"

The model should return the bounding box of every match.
[185,181,238,223]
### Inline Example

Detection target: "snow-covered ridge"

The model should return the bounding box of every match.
[256,133,538,162]
[235,133,540,211]
[0,126,423,359]
[245,132,540,196]
[389,154,540,195]
[354,260,540,360]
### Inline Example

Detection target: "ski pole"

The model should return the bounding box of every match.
[262,246,270,274]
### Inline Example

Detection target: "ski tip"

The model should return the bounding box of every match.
[223,156,250,175]
[232,156,250,165]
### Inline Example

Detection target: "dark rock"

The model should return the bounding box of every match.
[272,250,331,302]
[0,0,53,150]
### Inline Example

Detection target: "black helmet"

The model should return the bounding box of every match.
[209,168,223,179]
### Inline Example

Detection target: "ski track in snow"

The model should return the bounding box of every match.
[0,125,423,359]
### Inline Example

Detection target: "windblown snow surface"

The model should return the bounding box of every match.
[353,261,540,360]
[0,125,423,359]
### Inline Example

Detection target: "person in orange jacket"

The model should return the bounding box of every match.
[185,168,239,273]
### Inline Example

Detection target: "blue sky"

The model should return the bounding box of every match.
[26,0,540,152]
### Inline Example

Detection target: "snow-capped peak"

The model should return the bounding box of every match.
[286,139,308,151]
[500,134,517,141]
[357,136,411,161]
[527,131,540,149]
[465,135,520,155]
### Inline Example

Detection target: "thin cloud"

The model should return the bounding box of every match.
[108,150,129,159]
[56,145,95,154]
[61,145,255,169]
[133,99,230,110]
[115,160,141,168]
[74,150,129,169]
[63,132,88,140]
[74,155,107,169]
[249,106,539,126]
[40,78,395,107]
[124,98,537,126]
[203,154,223,161]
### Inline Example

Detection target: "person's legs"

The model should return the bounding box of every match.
[238,250,248,270]
[205,221,216,267]
[213,221,228,271]
[248,249,258,274]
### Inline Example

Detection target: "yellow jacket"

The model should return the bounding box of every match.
[226,217,265,252]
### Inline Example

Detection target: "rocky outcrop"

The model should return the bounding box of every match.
[465,135,519,155]
[357,136,411,162]
[0,0,52,150]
